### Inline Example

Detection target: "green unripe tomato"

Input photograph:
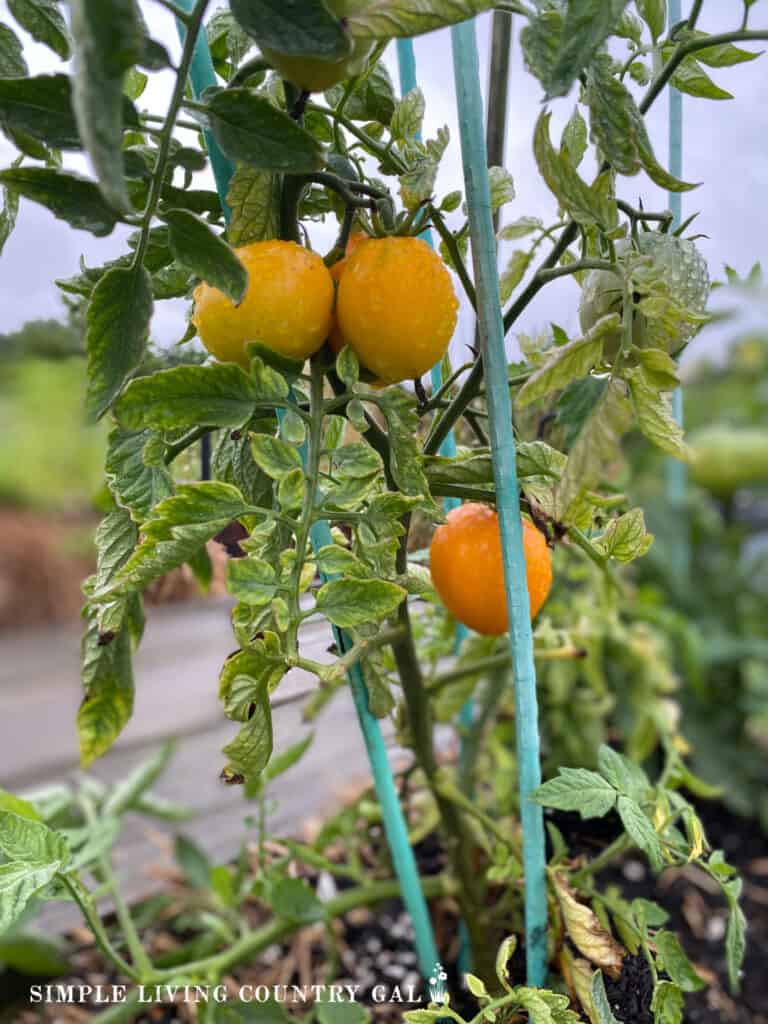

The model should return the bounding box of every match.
[261,0,374,93]
[579,232,709,360]
[688,425,768,497]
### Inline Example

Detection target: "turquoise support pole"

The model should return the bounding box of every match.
[664,0,689,579]
[450,19,548,987]
[173,0,439,980]
[396,36,472,972]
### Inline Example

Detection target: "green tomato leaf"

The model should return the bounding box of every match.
[533,767,618,819]
[594,507,653,563]
[7,0,71,59]
[655,931,705,992]
[556,378,632,518]
[590,970,621,1024]
[0,861,62,933]
[315,578,406,628]
[102,483,252,598]
[694,36,761,68]
[0,74,82,149]
[626,366,688,460]
[0,179,18,259]
[617,795,664,871]
[105,428,174,524]
[390,86,424,143]
[270,878,324,923]
[0,167,119,237]
[69,0,145,211]
[721,877,746,993]
[103,741,174,816]
[533,111,617,230]
[226,165,280,246]
[517,313,619,408]
[636,0,666,42]
[161,209,247,304]
[115,364,263,432]
[0,22,27,77]
[226,558,277,607]
[85,264,153,419]
[0,812,69,866]
[78,599,138,764]
[597,744,650,799]
[263,733,314,783]
[219,636,286,720]
[544,0,630,99]
[347,0,494,41]
[650,981,684,1024]
[497,216,542,241]
[251,433,303,479]
[672,57,733,100]
[204,90,325,173]
[328,61,396,126]
[0,932,71,976]
[229,0,350,60]
[277,465,306,512]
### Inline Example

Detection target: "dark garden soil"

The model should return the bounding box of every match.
[2,800,765,1024]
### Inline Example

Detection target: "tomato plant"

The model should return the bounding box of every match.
[0,0,766,1020]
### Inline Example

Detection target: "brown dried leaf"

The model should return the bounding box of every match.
[554,873,625,976]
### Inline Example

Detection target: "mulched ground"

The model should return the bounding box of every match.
[2,801,765,1023]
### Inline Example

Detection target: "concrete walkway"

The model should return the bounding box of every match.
[1,601,402,928]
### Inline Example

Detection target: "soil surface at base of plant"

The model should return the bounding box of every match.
[2,801,765,1024]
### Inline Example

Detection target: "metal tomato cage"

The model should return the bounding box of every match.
[174,0,687,989]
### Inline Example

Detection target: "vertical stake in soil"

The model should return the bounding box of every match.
[664,0,689,579]
[173,0,440,982]
[450,19,549,987]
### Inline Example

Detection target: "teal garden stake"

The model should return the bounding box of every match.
[450,19,549,987]
[174,0,439,981]
[665,0,689,579]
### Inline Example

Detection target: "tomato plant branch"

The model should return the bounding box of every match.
[392,532,495,979]
[616,199,673,228]
[535,258,617,285]
[60,875,138,982]
[425,220,579,455]
[305,171,388,209]
[164,425,212,463]
[571,834,632,886]
[150,874,452,983]
[132,0,210,268]
[640,29,768,114]
[429,207,477,309]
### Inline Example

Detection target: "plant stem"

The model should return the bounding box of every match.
[429,208,477,309]
[153,875,451,984]
[425,220,578,455]
[571,834,631,886]
[536,259,617,285]
[459,668,508,793]
[60,875,138,981]
[391,534,495,980]
[617,199,673,227]
[133,0,210,269]
[640,30,768,114]
[164,425,212,464]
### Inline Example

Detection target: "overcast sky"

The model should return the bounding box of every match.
[0,1,766,368]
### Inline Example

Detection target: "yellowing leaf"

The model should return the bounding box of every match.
[554,874,624,974]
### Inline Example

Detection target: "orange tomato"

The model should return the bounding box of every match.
[429,503,552,636]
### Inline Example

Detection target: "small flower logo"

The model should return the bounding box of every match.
[428,962,449,1004]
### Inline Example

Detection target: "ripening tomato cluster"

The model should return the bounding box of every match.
[192,235,458,386]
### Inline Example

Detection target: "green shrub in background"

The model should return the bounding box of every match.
[0,356,107,510]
